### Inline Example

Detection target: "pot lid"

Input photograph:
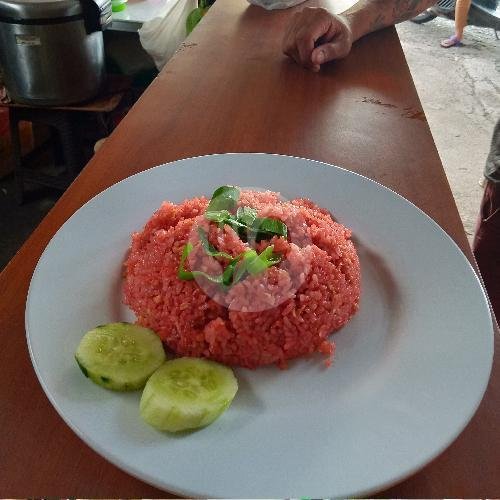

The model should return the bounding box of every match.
[0,0,83,20]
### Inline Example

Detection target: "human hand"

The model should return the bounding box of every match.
[282,7,354,72]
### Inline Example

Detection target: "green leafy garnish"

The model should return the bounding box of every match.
[178,243,195,280]
[245,245,281,275]
[206,186,240,213]
[206,207,287,242]
[204,186,288,242]
[178,243,282,289]
[232,258,248,285]
[236,206,258,226]
[222,246,282,287]
[177,186,288,289]
[250,217,288,242]
[205,209,232,225]
[197,227,233,260]
[230,249,258,286]
[222,258,240,286]
[178,242,224,284]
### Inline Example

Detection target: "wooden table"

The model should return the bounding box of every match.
[1,0,498,496]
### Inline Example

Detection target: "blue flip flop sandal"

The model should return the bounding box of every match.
[440,35,463,48]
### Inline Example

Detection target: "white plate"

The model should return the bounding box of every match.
[26,153,494,498]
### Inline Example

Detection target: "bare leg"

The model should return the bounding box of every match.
[440,0,471,46]
[454,0,472,39]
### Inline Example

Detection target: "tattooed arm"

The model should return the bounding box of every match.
[282,0,435,71]
[343,0,436,40]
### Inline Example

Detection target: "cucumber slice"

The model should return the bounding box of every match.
[140,357,238,432]
[75,322,166,391]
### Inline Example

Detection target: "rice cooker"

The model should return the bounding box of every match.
[0,0,111,105]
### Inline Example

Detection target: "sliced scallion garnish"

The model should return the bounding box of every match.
[222,258,240,286]
[178,242,224,284]
[178,243,282,288]
[197,227,233,260]
[245,245,281,275]
[178,186,288,288]
[232,258,248,285]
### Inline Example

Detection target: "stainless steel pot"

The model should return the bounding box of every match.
[0,0,112,105]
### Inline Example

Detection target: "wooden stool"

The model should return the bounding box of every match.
[1,77,129,204]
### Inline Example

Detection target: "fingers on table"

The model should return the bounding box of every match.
[282,7,337,71]
[311,33,350,65]
[282,8,352,71]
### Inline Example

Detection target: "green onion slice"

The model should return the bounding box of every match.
[197,227,233,260]
[222,258,240,286]
[179,185,287,287]
[245,245,281,275]
[178,242,224,284]
[232,258,249,285]
[179,242,282,288]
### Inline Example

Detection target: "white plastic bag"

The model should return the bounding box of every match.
[139,0,197,71]
[247,0,307,10]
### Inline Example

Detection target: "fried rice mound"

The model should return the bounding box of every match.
[123,190,360,368]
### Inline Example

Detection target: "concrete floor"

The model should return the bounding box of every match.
[397,18,500,242]
[1,18,499,271]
